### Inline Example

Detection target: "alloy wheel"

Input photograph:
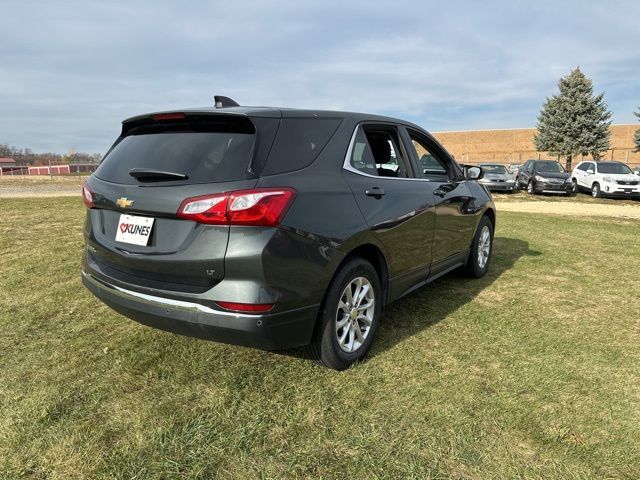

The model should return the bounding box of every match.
[335,277,375,353]
[477,225,491,269]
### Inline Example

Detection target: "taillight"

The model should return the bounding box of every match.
[177,188,295,227]
[82,184,94,208]
[215,301,274,313]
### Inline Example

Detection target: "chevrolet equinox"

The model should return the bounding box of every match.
[81,97,496,370]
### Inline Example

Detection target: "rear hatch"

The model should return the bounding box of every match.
[84,112,278,294]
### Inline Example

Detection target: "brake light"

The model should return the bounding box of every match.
[177,188,295,226]
[152,112,186,121]
[216,301,274,313]
[82,184,94,208]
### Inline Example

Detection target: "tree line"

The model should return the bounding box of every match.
[534,67,640,170]
[0,144,102,166]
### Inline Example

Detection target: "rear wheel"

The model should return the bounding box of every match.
[572,178,578,193]
[465,215,494,278]
[592,183,601,198]
[304,258,382,370]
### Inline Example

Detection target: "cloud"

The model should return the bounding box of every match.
[1,0,639,152]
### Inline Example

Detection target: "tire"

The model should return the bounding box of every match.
[527,181,535,195]
[591,183,601,198]
[465,215,494,278]
[304,257,382,370]
[514,177,520,190]
[572,178,578,193]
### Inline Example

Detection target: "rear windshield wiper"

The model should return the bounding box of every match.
[128,168,189,182]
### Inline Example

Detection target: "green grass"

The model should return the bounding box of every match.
[1,198,640,479]
[492,189,640,206]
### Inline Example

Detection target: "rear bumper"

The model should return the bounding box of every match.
[82,270,319,350]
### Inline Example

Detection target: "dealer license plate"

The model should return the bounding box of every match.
[115,214,155,246]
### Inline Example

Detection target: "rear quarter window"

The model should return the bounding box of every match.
[261,118,342,176]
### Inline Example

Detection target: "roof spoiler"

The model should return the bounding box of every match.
[214,95,240,108]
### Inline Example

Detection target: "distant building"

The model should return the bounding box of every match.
[433,124,640,167]
[0,157,27,175]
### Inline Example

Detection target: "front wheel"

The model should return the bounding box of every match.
[305,258,382,370]
[527,181,535,195]
[592,183,601,198]
[465,215,494,278]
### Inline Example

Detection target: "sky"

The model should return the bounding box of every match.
[1,0,639,154]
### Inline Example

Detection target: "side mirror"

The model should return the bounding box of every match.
[587,169,595,174]
[466,166,483,180]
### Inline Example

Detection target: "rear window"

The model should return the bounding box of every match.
[95,118,256,185]
[261,118,342,176]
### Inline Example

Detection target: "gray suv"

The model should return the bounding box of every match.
[81,98,496,370]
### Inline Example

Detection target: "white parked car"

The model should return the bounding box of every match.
[571,161,640,198]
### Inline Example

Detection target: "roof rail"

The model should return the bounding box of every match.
[214,96,240,108]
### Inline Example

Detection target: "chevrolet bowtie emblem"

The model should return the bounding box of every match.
[116,197,134,208]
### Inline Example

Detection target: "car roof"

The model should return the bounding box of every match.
[122,106,424,130]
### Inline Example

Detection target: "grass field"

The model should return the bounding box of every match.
[492,189,640,206]
[1,197,640,479]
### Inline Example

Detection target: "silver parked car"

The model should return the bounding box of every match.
[478,163,518,192]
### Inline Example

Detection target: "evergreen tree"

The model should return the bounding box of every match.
[534,68,612,170]
[634,108,640,152]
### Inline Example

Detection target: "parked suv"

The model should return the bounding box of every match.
[516,159,573,195]
[81,98,496,370]
[571,161,640,198]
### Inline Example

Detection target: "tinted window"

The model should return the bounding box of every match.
[96,131,255,185]
[597,162,633,174]
[364,128,410,178]
[577,163,589,171]
[261,118,342,175]
[349,128,378,176]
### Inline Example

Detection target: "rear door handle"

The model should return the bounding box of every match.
[365,187,385,198]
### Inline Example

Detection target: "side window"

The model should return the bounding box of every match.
[407,132,451,181]
[262,118,342,176]
[364,128,410,178]
[348,126,411,178]
[577,163,588,172]
[349,128,378,176]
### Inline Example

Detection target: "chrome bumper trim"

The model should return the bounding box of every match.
[82,271,252,318]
